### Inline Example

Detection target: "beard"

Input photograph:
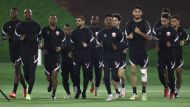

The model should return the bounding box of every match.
[50,23,56,26]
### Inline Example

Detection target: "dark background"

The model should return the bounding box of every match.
[55,0,190,28]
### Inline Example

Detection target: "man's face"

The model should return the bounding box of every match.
[161,17,170,27]
[170,18,179,28]
[49,16,57,26]
[112,17,120,28]
[90,16,99,26]
[24,9,32,20]
[63,26,71,36]
[132,8,143,19]
[10,9,18,19]
[104,16,112,28]
[76,18,85,28]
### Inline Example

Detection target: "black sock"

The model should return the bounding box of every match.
[20,76,27,89]
[52,90,56,94]
[122,83,125,88]
[142,87,146,93]
[132,87,137,94]
[13,83,18,93]
[115,89,120,94]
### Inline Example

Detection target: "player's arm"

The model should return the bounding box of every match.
[2,23,8,40]
[166,30,179,47]
[180,28,189,46]
[135,21,152,40]
[82,30,95,48]
[15,23,25,41]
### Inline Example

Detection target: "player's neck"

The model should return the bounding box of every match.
[11,18,18,21]
[134,18,142,22]
[78,25,85,29]
[50,25,56,30]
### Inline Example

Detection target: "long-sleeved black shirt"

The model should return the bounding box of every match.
[2,19,20,42]
[97,27,123,53]
[125,19,151,54]
[42,26,64,53]
[15,20,41,54]
[175,26,189,53]
[155,26,179,54]
[61,35,74,61]
[71,27,94,53]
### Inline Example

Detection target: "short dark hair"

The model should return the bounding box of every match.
[64,24,70,27]
[162,8,170,13]
[171,15,180,21]
[133,5,143,11]
[112,13,122,21]
[76,15,85,21]
[104,14,112,19]
[11,8,18,11]
[161,14,170,19]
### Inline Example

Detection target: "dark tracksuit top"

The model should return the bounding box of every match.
[2,19,21,63]
[42,26,64,74]
[70,27,95,94]
[15,19,41,94]
[174,26,189,68]
[155,26,179,93]
[125,19,151,68]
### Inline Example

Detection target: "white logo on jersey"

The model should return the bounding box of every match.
[95,32,99,36]
[112,32,116,37]
[9,26,11,29]
[104,34,107,37]
[166,31,171,37]
[56,31,60,35]
[47,31,49,34]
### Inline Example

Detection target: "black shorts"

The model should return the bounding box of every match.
[175,52,183,69]
[9,41,21,64]
[44,53,60,75]
[129,52,148,68]
[119,54,127,69]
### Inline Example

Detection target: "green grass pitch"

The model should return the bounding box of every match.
[0,63,190,107]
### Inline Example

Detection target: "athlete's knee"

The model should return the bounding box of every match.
[140,68,147,82]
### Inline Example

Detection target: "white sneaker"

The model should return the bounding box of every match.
[26,94,31,100]
[129,94,138,100]
[105,94,113,101]
[114,93,121,99]
[142,93,147,101]
[120,88,126,97]
[64,94,71,98]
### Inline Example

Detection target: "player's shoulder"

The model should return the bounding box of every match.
[126,20,133,26]
[141,19,150,25]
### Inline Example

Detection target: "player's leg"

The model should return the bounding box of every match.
[111,60,120,99]
[51,55,60,100]
[15,58,27,97]
[158,56,169,97]
[93,60,102,96]
[166,57,175,99]
[128,55,138,100]
[81,56,92,99]
[26,54,38,100]
[44,55,52,92]
[118,60,126,97]
[174,57,183,98]
[61,63,71,98]
[73,59,82,99]
[140,55,148,101]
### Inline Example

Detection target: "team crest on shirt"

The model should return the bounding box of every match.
[9,26,11,29]
[104,34,107,37]
[112,32,116,37]
[47,31,49,34]
[166,31,171,37]
[95,32,99,36]
[55,31,60,35]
